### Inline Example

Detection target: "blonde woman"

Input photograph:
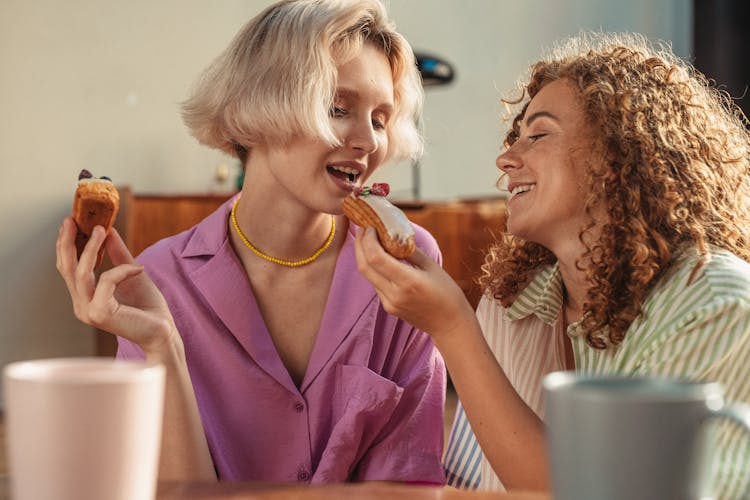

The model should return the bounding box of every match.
[354,32,750,497]
[57,0,445,484]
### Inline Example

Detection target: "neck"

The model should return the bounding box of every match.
[230,196,342,267]
[558,256,587,325]
[548,224,602,323]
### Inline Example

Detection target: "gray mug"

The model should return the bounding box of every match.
[543,372,750,500]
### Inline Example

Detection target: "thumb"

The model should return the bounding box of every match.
[405,248,438,270]
[105,228,137,266]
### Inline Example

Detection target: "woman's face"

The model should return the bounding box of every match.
[256,43,394,215]
[496,78,598,251]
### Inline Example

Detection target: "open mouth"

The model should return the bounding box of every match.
[327,165,361,184]
[509,184,535,199]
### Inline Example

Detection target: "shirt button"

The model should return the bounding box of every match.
[297,469,311,482]
[294,402,305,412]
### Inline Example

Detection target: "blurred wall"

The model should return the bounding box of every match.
[0,0,691,406]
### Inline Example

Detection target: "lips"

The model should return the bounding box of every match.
[327,162,366,191]
[508,182,535,200]
[328,165,360,183]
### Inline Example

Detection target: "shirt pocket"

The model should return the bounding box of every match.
[313,364,404,482]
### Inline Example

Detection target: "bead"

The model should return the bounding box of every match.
[230,199,335,268]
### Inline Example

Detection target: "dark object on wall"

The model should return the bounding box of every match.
[415,53,456,87]
[411,53,456,198]
[693,0,750,121]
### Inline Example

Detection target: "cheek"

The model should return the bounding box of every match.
[373,134,389,163]
[328,120,347,144]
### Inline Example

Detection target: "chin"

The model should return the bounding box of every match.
[505,218,525,239]
[505,223,537,245]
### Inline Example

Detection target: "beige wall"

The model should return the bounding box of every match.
[0,0,691,406]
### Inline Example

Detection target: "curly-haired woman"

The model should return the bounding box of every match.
[354,32,750,497]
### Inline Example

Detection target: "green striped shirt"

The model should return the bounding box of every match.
[444,246,750,498]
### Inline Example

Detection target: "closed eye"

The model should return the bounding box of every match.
[528,133,546,142]
[330,106,347,118]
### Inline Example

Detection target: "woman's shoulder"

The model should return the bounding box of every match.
[703,248,750,283]
[411,221,440,260]
[643,246,750,323]
[698,249,750,311]
[137,227,194,263]
[135,227,201,289]
[136,196,236,267]
[673,246,750,299]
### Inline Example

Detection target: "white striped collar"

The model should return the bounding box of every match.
[506,263,563,326]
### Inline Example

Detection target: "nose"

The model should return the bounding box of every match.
[346,118,378,155]
[496,146,521,172]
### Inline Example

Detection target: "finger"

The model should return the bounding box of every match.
[105,227,136,266]
[404,247,438,271]
[77,225,106,269]
[87,264,145,326]
[56,219,66,275]
[56,218,82,295]
[359,226,391,262]
[352,225,371,258]
[74,225,106,299]
[353,228,398,293]
[56,217,77,274]
[359,227,421,285]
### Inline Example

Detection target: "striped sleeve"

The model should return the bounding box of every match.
[443,400,482,489]
[629,252,750,500]
[636,297,750,499]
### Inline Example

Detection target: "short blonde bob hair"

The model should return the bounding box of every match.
[181,0,424,164]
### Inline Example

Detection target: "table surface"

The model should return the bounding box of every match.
[0,476,549,500]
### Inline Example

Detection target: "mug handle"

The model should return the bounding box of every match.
[709,402,750,497]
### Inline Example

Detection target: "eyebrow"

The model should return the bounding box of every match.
[523,110,559,127]
[336,88,394,112]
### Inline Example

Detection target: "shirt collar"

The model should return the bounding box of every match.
[506,262,563,326]
[181,194,240,258]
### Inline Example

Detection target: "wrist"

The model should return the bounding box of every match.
[143,323,185,365]
[430,308,480,349]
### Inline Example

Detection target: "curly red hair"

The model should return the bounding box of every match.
[480,32,750,349]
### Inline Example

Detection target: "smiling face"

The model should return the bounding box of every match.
[496,79,599,252]
[253,43,394,215]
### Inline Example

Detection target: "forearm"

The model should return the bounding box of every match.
[433,318,549,491]
[145,334,216,482]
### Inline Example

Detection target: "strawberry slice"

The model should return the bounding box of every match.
[371,183,390,196]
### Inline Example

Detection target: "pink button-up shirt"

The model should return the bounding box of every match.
[117,196,446,484]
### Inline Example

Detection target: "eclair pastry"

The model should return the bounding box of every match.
[342,183,415,259]
[72,169,120,267]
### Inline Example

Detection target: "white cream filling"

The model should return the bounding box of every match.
[360,195,414,242]
[77,178,113,185]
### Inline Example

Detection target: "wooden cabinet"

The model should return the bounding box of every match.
[100,188,506,355]
[116,188,235,257]
[396,198,507,308]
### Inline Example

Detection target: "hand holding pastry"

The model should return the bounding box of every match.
[353,226,476,344]
[56,218,178,354]
[59,170,176,353]
[342,183,416,258]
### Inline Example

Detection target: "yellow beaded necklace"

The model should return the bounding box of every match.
[230,199,336,268]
